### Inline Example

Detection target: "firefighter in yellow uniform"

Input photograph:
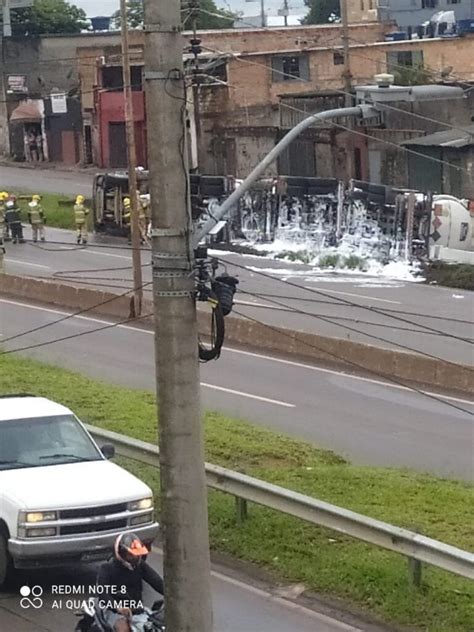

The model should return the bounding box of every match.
[74,195,89,245]
[0,191,9,241]
[28,194,46,242]
[138,193,149,244]
[122,197,132,244]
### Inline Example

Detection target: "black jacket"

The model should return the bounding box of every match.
[5,206,21,224]
[96,557,164,608]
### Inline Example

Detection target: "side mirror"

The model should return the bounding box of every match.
[101,443,115,460]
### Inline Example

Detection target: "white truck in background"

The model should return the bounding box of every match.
[429,195,474,264]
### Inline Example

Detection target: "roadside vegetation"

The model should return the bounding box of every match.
[15,192,78,230]
[424,261,474,291]
[1,355,472,631]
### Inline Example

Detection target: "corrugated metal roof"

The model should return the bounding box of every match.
[402,125,474,148]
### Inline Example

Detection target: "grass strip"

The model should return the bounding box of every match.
[1,355,472,631]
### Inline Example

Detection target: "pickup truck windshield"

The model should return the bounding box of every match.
[0,415,102,470]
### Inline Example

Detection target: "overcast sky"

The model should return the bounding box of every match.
[75,0,306,24]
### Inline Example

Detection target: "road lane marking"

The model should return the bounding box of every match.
[1,298,472,408]
[6,259,50,270]
[305,287,401,305]
[201,382,295,408]
[235,299,287,311]
[150,547,363,631]
[85,249,133,260]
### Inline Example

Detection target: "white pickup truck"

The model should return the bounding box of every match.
[0,395,159,588]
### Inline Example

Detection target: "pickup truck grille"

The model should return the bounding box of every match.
[60,518,128,536]
[59,503,128,520]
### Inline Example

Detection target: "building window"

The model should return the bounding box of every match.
[447,0,460,4]
[422,0,438,8]
[101,65,143,91]
[387,50,424,72]
[333,51,345,65]
[271,55,310,82]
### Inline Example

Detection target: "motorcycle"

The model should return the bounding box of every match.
[75,599,165,632]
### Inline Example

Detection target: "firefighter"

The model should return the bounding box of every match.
[138,193,150,245]
[74,194,89,245]
[28,194,46,242]
[0,191,10,242]
[5,195,25,244]
[122,197,132,245]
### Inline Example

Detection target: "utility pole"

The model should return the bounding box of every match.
[260,0,265,27]
[2,0,12,37]
[120,0,143,316]
[190,0,203,172]
[340,0,354,181]
[144,0,213,631]
[283,0,289,26]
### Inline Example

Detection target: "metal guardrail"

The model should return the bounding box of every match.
[87,425,474,584]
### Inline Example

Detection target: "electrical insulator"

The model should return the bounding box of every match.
[189,38,202,56]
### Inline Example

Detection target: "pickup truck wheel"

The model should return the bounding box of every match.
[0,534,13,591]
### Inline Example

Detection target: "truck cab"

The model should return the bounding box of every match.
[0,395,159,588]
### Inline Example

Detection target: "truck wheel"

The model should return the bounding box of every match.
[0,534,13,591]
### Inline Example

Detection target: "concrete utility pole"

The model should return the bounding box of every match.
[144,0,213,630]
[120,0,143,316]
[191,0,203,171]
[340,0,354,181]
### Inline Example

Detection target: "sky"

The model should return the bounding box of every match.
[74,0,307,25]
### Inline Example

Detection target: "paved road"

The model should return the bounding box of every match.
[1,550,372,632]
[1,298,472,480]
[0,164,94,196]
[2,164,473,364]
[3,225,474,365]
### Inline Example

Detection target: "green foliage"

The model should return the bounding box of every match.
[424,262,474,291]
[394,63,436,86]
[302,0,340,25]
[11,0,87,35]
[1,355,473,631]
[112,0,235,30]
[318,253,340,267]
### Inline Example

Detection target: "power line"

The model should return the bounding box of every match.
[0,312,152,356]
[201,42,473,175]
[245,291,474,326]
[236,288,474,340]
[229,306,473,416]
[216,257,474,347]
[235,282,473,372]
[0,281,153,345]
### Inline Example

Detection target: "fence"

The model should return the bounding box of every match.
[87,425,474,586]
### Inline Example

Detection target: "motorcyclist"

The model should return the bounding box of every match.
[96,532,164,632]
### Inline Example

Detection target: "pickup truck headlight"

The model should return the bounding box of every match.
[128,497,153,511]
[19,511,57,523]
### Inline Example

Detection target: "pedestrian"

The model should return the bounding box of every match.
[122,197,132,245]
[28,194,46,242]
[0,191,10,242]
[28,130,39,162]
[36,132,44,161]
[5,195,25,244]
[74,195,89,245]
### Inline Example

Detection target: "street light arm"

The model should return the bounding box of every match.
[193,104,374,247]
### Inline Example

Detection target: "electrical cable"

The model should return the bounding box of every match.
[245,291,474,326]
[200,42,473,175]
[0,281,153,345]
[236,289,474,340]
[233,282,473,371]
[0,313,153,356]
[229,306,473,416]
[216,257,474,347]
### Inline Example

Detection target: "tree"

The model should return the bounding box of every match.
[302,0,340,25]
[11,0,88,35]
[394,64,436,86]
[112,0,235,30]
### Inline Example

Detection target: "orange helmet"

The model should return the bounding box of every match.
[114,532,148,570]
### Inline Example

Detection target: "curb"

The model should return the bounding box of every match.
[1,273,472,395]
